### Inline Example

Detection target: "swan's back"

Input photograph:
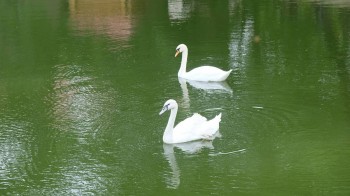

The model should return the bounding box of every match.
[184,66,232,82]
[171,113,222,143]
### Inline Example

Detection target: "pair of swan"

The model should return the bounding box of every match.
[159,44,231,144]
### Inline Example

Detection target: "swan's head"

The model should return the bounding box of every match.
[159,99,178,115]
[175,44,188,57]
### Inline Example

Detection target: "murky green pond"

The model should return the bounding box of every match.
[1,0,350,195]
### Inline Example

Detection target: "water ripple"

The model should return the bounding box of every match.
[242,103,300,133]
[47,64,118,136]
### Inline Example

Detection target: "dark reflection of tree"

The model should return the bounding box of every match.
[242,1,350,193]
[313,4,350,97]
[234,0,350,100]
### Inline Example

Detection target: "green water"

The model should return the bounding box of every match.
[1,0,350,195]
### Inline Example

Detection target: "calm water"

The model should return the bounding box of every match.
[1,0,350,195]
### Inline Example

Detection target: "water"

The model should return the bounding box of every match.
[1,0,350,195]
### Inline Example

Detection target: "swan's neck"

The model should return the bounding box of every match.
[178,50,188,77]
[163,107,178,143]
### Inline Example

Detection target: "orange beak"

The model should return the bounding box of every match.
[175,50,180,57]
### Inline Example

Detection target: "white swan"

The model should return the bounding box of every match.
[175,44,232,82]
[159,99,221,144]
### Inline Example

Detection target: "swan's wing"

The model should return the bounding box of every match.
[196,113,221,138]
[172,113,221,143]
[191,66,224,72]
[187,66,224,77]
[186,66,231,82]
[174,113,207,133]
[172,113,207,142]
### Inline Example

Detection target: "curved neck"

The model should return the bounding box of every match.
[178,49,188,77]
[163,107,178,143]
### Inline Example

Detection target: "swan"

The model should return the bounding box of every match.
[175,44,232,82]
[159,99,221,144]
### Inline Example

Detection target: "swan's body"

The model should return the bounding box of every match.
[175,44,232,82]
[159,99,221,144]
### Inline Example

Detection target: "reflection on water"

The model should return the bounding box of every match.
[69,0,133,41]
[305,0,350,7]
[163,140,215,189]
[229,18,254,70]
[178,78,191,109]
[47,63,118,194]
[50,64,116,134]
[0,119,31,188]
[0,0,350,194]
[179,78,232,93]
[168,0,192,23]
[178,78,232,109]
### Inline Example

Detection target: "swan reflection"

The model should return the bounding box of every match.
[163,139,219,189]
[179,77,232,93]
[179,78,232,108]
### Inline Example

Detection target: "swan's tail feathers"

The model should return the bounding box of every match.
[219,70,232,81]
[204,113,222,137]
[214,113,222,123]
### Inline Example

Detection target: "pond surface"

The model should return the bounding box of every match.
[1,0,350,195]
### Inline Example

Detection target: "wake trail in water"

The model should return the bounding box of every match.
[209,149,246,156]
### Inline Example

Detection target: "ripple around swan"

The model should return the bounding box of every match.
[209,149,246,157]
[213,101,305,156]
[239,103,301,134]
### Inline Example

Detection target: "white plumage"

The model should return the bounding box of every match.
[175,44,232,82]
[159,99,221,144]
